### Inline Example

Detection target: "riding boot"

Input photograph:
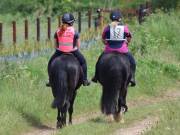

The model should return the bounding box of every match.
[91,69,98,83]
[81,64,91,86]
[126,52,136,87]
[130,71,136,87]
[91,75,98,83]
[91,52,104,83]
[46,81,51,87]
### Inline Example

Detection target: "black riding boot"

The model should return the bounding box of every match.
[81,64,91,86]
[125,52,136,87]
[91,68,98,83]
[46,82,51,87]
[91,52,104,83]
[72,50,90,86]
[91,75,98,83]
[130,69,136,87]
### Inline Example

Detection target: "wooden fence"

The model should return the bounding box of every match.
[0,2,151,46]
[0,10,95,45]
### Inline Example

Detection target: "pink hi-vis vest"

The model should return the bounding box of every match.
[57,26,75,52]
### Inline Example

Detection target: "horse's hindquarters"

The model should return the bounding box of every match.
[96,53,130,121]
[49,54,82,128]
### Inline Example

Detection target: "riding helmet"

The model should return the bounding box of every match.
[62,13,75,24]
[110,10,122,21]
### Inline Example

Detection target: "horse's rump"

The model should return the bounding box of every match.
[97,52,131,85]
[49,54,82,108]
[95,52,131,115]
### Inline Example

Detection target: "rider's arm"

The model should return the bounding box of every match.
[102,26,109,45]
[124,25,132,44]
[54,32,59,48]
[76,39,80,48]
[74,32,80,49]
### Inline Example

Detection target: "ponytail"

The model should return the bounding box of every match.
[58,23,69,36]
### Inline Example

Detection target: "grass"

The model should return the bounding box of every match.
[145,100,180,135]
[0,10,180,135]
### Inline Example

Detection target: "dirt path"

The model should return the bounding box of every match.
[22,112,100,135]
[112,117,159,135]
[23,90,180,135]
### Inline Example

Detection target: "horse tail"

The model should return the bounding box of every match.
[101,84,120,115]
[51,71,68,109]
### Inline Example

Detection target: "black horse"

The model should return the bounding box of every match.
[48,54,83,128]
[94,52,131,122]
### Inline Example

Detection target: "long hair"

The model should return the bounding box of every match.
[58,23,69,37]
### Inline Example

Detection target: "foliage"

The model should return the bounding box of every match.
[151,0,179,11]
[131,10,180,62]
[0,0,149,17]
[0,0,179,17]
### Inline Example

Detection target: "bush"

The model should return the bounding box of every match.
[151,0,179,11]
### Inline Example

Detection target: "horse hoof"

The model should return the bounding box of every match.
[106,114,114,123]
[120,118,125,124]
[113,113,121,122]
[56,121,63,129]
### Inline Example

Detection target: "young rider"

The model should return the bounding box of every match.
[92,10,136,86]
[47,13,91,86]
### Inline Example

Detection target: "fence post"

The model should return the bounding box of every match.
[58,16,61,27]
[78,12,81,33]
[0,23,2,44]
[12,21,16,44]
[36,18,40,42]
[99,10,103,28]
[47,17,51,40]
[25,19,28,40]
[88,9,92,29]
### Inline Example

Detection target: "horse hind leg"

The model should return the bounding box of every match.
[61,102,70,127]
[113,106,126,123]
[113,98,122,122]
[56,102,69,129]
[56,108,63,128]
[106,114,114,123]
[114,88,128,123]
[68,91,77,125]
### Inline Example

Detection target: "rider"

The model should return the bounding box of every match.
[46,13,91,86]
[92,10,136,87]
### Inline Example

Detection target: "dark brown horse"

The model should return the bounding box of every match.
[48,54,83,128]
[93,52,131,122]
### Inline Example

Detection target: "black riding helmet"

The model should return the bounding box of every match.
[62,13,75,25]
[110,10,122,21]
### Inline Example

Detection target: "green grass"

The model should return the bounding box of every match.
[145,100,180,135]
